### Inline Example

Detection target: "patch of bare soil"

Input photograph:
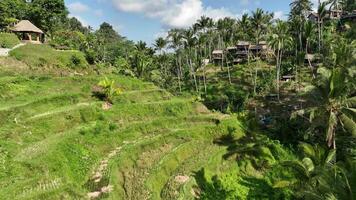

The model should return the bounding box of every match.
[174,175,190,183]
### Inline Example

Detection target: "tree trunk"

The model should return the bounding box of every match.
[227,63,232,85]
[306,41,315,79]
[203,63,207,93]
[276,45,281,101]
[176,54,182,93]
[254,66,258,95]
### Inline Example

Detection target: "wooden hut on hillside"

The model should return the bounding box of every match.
[11,20,44,43]
[212,50,224,65]
[236,41,250,62]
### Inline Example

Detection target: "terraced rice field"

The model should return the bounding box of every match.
[0,70,244,199]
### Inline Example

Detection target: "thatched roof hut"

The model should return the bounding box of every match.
[11,20,44,43]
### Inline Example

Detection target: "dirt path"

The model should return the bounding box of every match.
[0,43,25,56]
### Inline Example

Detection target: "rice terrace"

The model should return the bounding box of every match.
[0,0,355,200]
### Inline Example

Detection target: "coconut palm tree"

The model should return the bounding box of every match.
[296,67,356,149]
[154,37,167,55]
[317,1,328,52]
[289,0,312,51]
[168,29,184,92]
[154,37,168,77]
[268,20,293,101]
[304,20,317,77]
[251,8,265,45]
[238,13,251,42]
[276,143,356,200]
[183,28,199,92]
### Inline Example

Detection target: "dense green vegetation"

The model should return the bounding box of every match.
[10,44,88,69]
[0,0,355,199]
[0,33,20,48]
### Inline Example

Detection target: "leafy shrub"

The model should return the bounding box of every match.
[70,54,82,67]
[0,32,20,48]
[49,30,86,50]
[92,77,122,103]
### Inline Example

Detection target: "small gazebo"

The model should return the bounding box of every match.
[11,20,44,43]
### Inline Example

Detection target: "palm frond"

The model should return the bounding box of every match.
[339,113,356,137]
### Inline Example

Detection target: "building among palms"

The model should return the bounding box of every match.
[212,41,272,65]
[212,50,224,65]
[307,10,343,22]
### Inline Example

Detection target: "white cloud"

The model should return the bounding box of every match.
[274,11,286,20]
[68,2,90,13]
[111,0,236,28]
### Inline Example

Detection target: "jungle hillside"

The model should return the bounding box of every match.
[0,0,355,199]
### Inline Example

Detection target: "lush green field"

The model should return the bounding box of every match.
[0,66,295,199]
[0,66,238,199]
[9,44,88,69]
[0,33,20,48]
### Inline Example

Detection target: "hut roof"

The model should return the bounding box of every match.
[227,46,237,50]
[212,50,223,54]
[11,20,43,34]
[259,41,267,45]
[237,41,250,46]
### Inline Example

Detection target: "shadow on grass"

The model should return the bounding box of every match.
[193,168,232,200]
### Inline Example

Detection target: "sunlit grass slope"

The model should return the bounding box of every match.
[0,69,244,199]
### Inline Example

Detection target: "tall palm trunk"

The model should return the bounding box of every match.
[306,40,315,79]
[276,43,281,101]
[176,53,182,93]
[188,48,198,92]
[203,63,207,93]
[227,62,232,85]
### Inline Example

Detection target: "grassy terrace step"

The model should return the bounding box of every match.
[0,69,245,199]
[0,111,223,199]
[150,143,225,200]
[108,118,240,199]
[0,75,157,102]
[0,93,87,126]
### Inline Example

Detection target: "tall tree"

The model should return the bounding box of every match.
[183,29,199,92]
[297,67,356,149]
[289,0,312,51]
[28,0,68,33]
[168,29,184,93]
[268,21,293,101]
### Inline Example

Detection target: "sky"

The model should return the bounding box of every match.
[64,0,321,44]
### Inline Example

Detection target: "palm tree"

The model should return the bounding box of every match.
[296,67,356,149]
[238,14,251,42]
[304,20,317,77]
[154,37,168,76]
[268,20,293,101]
[154,37,167,55]
[168,29,184,93]
[275,143,356,200]
[289,0,312,51]
[135,40,147,52]
[317,1,328,53]
[251,8,264,45]
[183,28,199,92]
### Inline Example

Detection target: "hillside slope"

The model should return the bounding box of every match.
[0,67,244,199]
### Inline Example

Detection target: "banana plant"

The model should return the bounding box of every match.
[97,77,122,103]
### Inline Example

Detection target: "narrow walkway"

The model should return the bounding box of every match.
[0,43,26,56]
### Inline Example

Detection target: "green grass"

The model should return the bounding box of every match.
[0,64,296,199]
[9,44,88,69]
[0,33,20,48]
